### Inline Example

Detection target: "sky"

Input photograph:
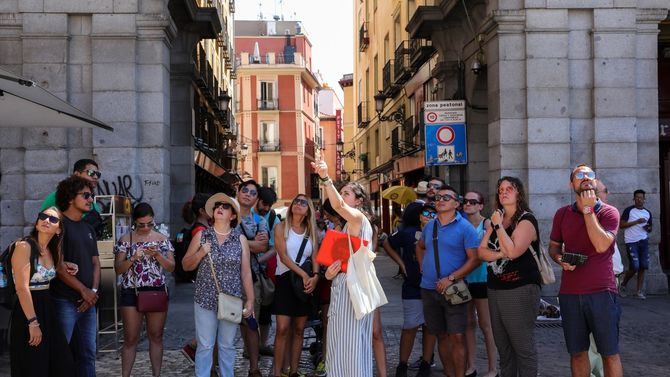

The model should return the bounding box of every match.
[235,0,353,100]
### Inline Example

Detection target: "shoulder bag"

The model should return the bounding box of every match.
[128,233,169,313]
[433,222,472,305]
[518,212,556,285]
[208,253,243,323]
[290,237,313,302]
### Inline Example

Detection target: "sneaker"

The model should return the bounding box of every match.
[415,360,432,377]
[408,357,435,370]
[395,362,409,377]
[180,343,196,365]
[636,291,646,300]
[315,360,327,377]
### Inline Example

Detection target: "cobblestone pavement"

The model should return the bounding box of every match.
[1,254,669,376]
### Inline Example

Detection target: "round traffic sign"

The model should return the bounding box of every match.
[436,126,455,144]
[426,112,438,123]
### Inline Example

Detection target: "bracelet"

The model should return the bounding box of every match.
[27,316,38,325]
[28,321,40,328]
[321,178,333,187]
[318,175,330,182]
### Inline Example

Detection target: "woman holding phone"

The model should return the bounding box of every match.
[114,202,175,377]
[311,159,375,377]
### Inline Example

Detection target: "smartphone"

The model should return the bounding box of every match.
[562,252,588,266]
[245,315,258,331]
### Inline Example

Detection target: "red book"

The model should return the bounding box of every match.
[316,229,369,273]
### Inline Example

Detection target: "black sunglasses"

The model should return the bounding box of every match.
[240,187,258,196]
[434,193,458,202]
[214,201,233,211]
[38,212,60,224]
[293,198,309,207]
[463,199,481,205]
[77,192,95,200]
[135,221,155,229]
[83,169,101,179]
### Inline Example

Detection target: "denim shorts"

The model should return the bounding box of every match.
[625,238,649,271]
[559,291,621,356]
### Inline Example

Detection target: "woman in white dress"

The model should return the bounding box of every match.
[311,159,374,377]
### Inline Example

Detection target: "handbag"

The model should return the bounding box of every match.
[253,254,275,305]
[290,237,313,302]
[519,211,556,285]
[432,222,472,305]
[135,286,169,313]
[208,254,243,323]
[345,227,388,320]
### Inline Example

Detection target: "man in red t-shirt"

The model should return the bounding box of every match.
[549,164,623,377]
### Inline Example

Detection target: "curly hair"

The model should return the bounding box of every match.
[55,176,94,211]
[494,176,532,224]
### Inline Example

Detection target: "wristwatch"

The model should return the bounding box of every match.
[92,288,98,293]
[493,223,501,230]
[582,206,593,215]
[447,274,456,282]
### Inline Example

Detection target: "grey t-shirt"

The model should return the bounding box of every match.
[236,212,268,275]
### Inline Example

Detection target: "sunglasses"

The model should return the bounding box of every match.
[434,193,458,202]
[214,201,234,211]
[77,192,95,200]
[574,171,596,180]
[84,169,102,179]
[240,187,258,197]
[463,199,481,205]
[135,221,155,229]
[293,198,309,207]
[38,212,60,224]
[421,210,436,218]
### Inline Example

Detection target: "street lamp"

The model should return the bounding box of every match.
[218,91,231,111]
[336,140,344,153]
[374,90,405,125]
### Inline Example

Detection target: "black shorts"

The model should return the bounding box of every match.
[119,286,168,307]
[468,282,488,299]
[259,304,273,325]
[273,272,314,317]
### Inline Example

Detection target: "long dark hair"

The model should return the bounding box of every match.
[29,207,65,264]
[494,176,532,224]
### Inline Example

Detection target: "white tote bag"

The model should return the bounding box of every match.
[345,231,388,320]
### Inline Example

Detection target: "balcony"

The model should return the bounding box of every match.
[382,60,400,98]
[406,5,443,40]
[391,127,401,158]
[192,45,222,102]
[257,98,278,110]
[258,141,280,152]
[393,41,412,85]
[409,38,435,69]
[357,101,370,128]
[359,22,369,52]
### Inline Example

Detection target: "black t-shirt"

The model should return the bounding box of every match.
[51,216,100,301]
[486,212,541,290]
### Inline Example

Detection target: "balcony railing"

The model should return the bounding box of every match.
[382,60,400,97]
[359,22,369,52]
[238,52,304,66]
[357,101,370,128]
[409,38,435,69]
[394,41,412,85]
[192,44,223,104]
[258,141,280,152]
[257,98,278,110]
[391,127,401,157]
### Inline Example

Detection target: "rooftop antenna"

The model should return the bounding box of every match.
[258,0,263,20]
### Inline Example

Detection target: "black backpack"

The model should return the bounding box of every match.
[0,237,39,309]
[173,222,206,283]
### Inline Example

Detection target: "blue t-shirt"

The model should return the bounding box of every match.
[420,212,480,290]
[466,220,488,284]
[389,225,422,300]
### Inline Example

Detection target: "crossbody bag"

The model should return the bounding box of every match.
[290,237,313,302]
[432,222,472,305]
[208,253,243,323]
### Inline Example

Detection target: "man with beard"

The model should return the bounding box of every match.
[549,164,623,377]
[424,177,446,205]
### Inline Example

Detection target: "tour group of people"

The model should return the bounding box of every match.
[3,157,647,377]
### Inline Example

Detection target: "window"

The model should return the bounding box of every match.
[259,81,275,109]
[383,34,389,62]
[260,121,279,151]
[373,55,378,92]
[394,16,401,48]
[375,129,379,158]
[262,166,278,191]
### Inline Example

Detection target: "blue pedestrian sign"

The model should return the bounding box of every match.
[424,100,467,166]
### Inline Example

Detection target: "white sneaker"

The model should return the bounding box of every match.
[636,291,646,300]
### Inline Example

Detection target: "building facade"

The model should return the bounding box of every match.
[354,0,670,293]
[338,73,358,181]
[0,0,237,247]
[234,20,321,205]
[318,85,344,181]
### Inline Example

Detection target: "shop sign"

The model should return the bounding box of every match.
[424,100,468,166]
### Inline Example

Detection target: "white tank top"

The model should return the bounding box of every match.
[276,228,313,276]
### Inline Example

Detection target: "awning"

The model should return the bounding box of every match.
[0,67,113,131]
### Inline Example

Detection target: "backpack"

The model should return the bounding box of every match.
[0,237,39,309]
[173,222,207,283]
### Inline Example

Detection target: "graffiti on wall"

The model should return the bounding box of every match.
[97,175,145,204]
